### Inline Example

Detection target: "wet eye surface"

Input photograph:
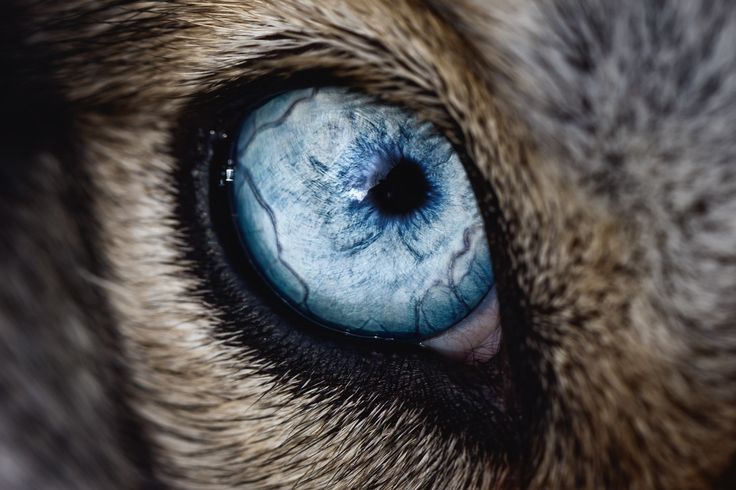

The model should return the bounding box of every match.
[230,87,494,342]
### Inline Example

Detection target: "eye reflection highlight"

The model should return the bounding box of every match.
[231,87,494,341]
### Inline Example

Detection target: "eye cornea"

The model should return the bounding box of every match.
[223,86,502,362]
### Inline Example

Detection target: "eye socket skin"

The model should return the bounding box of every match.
[170,74,518,464]
[229,87,498,348]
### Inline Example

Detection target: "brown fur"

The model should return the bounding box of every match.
[2,0,735,488]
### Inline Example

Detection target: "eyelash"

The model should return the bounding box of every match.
[171,73,519,454]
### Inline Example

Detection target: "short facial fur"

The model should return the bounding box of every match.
[1,0,735,489]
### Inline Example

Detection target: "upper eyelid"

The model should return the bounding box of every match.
[207,82,483,211]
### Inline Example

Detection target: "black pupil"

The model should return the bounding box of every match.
[368,158,430,216]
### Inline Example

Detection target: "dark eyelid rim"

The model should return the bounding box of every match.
[169,68,522,456]
[188,71,493,347]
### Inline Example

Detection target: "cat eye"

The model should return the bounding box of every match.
[226,87,501,361]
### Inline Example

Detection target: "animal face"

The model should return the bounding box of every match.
[1,1,735,488]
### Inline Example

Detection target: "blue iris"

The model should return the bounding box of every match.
[231,87,493,340]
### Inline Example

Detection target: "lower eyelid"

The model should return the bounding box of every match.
[420,286,502,364]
